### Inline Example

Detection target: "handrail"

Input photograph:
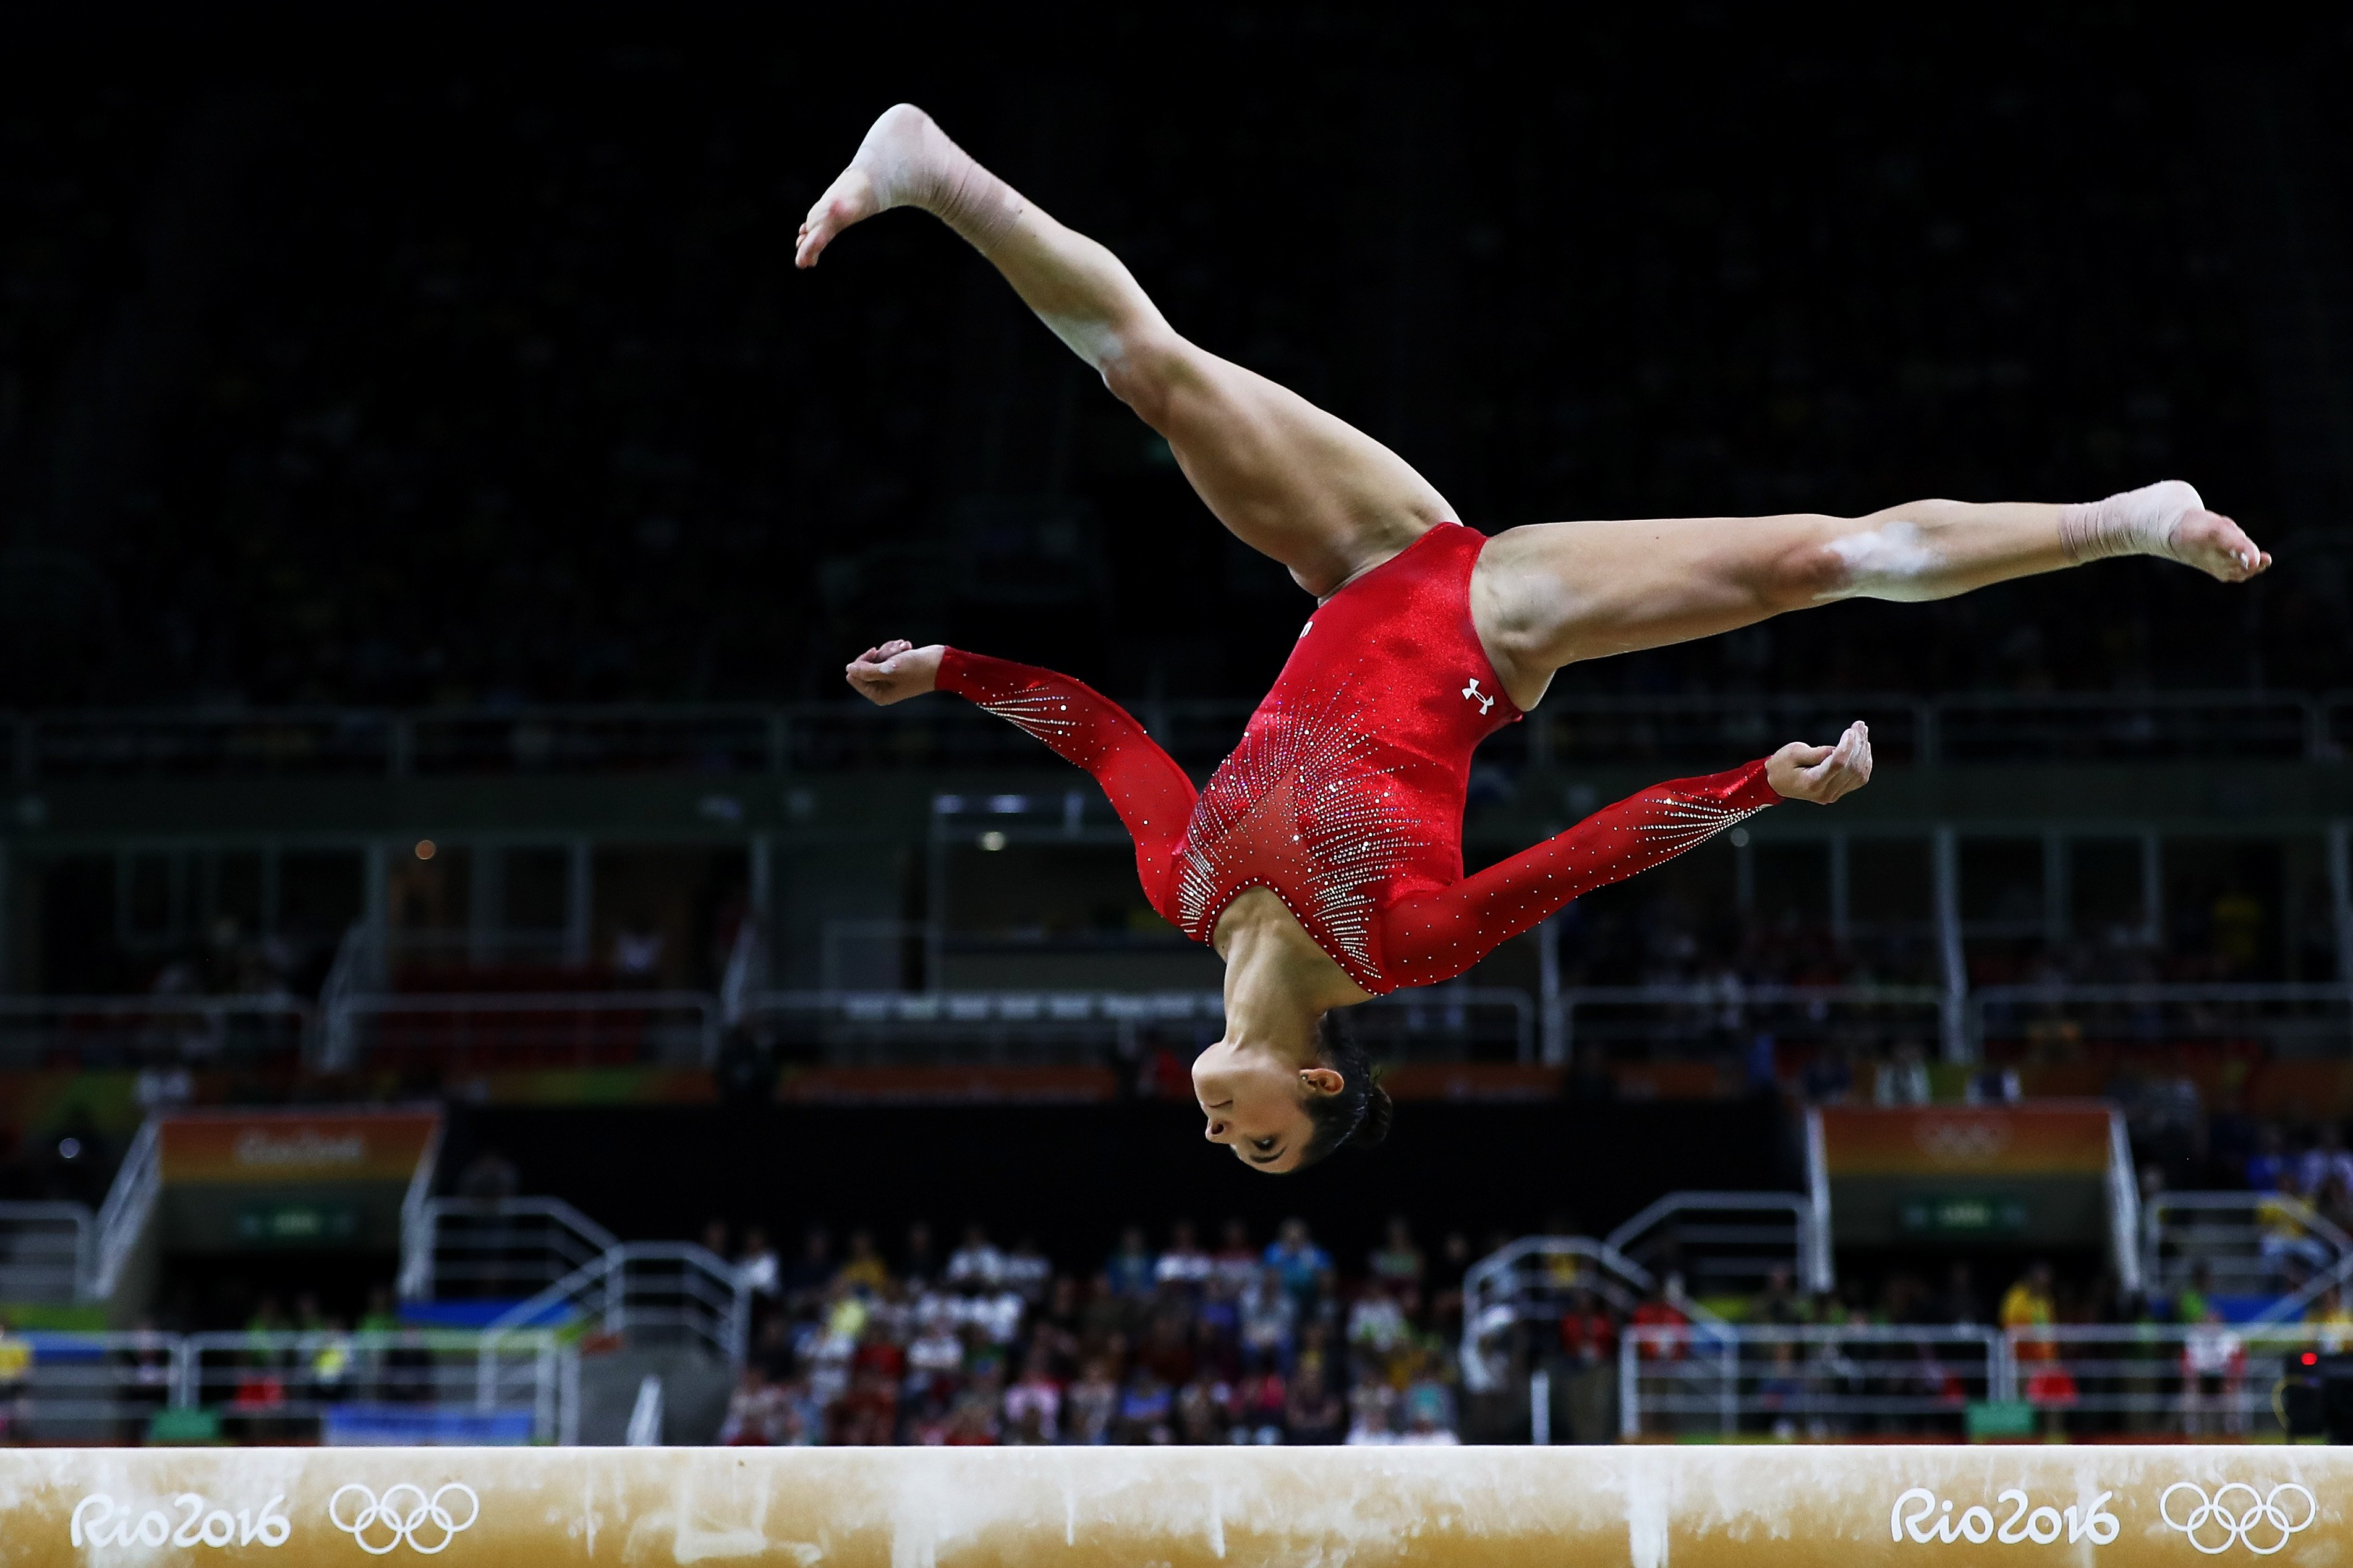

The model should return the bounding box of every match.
[0,1200,95,1300]
[1604,1191,1829,1295]
[1617,1321,2012,1438]
[396,1119,447,1300]
[486,1239,748,1365]
[407,1193,622,1304]
[90,1118,160,1302]
[1458,1233,1672,1393]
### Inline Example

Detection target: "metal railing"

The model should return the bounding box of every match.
[90,1118,160,1303]
[0,996,311,1069]
[400,1197,620,1304]
[0,1330,178,1443]
[1460,1234,1667,1394]
[7,688,2345,780]
[488,1242,749,1366]
[0,1203,93,1302]
[172,1329,567,1445]
[1619,1322,2010,1438]
[2002,1323,2346,1437]
[2143,1191,2352,1305]
[1604,1192,1829,1297]
[0,1328,568,1446]
[320,991,721,1072]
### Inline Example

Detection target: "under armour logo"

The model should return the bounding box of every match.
[1462,677,1495,715]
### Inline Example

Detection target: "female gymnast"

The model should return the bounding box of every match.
[801,106,2271,1174]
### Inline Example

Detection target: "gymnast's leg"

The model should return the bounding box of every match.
[798,105,1447,596]
[1470,483,2271,709]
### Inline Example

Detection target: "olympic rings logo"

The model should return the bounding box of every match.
[2159,1483,2317,1556]
[327,1484,480,1556]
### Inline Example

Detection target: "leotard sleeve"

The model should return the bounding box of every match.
[935,648,1197,923]
[1373,760,1781,988]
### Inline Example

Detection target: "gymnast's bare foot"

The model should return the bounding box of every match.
[845,639,944,705]
[797,104,1021,268]
[2062,479,2271,583]
[2172,505,2271,583]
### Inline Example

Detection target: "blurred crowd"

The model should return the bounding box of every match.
[708,1215,1471,1446]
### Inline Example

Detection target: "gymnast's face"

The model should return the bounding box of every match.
[1191,1040,1342,1174]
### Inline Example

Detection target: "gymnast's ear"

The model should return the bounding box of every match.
[1298,1066,1345,1096]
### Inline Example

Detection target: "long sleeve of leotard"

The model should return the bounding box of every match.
[935,648,1198,922]
[1374,760,1781,988]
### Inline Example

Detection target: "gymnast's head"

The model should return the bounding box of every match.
[1192,1011,1391,1174]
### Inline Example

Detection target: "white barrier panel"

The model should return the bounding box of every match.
[7,1446,2351,1566]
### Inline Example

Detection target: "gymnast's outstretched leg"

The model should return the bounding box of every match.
[1470,483,2271,708]
[798,105,1445,597]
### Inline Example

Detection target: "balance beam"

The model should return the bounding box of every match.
[22,1446,2342,1566]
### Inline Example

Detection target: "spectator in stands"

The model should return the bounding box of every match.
[1105,1363,1172,1448]
[1155,1219,1213,1295]
[1233,1362,1288,1444]
[0,1316,27,1439]
[721,1364,783,1445]
[700,1220,731,1265]
[946,1224,1004,1290]
[2260,1174,2330,1280]
[782,1228,833,1310]
[1211,1219,1259,1299]
[1238,1267,1298,1371]
[1064,1358,1118,1444]
[2172,1261,2214,1328]
[1873,1041,1931,1106]
[1285,1364,1345,1444]
[1174,1374,1228,1443]
[1264,1218,1334,1308]
[1630,1275,1692,1362]
[1001,1237,1052,1304]
[2308,1284,2353,1352]
[1347,1282,1410,1363]
[1397,1378,1460,1445]
[835,1231,890,1295]
[1105,1226,1156,1299]
[943,1389,1000,1444]
[1559,1287,1616,1368]
[2302,1125,2353,1201]
[902,1223,940,1290]
[1345,1362,1397,1444]
[1754,1265,1802,1327]
[1003,1352,1061,1443]
[736,1226,780,1299]
[2179,1305,2246,1436]
[1368,1216,1424,1295]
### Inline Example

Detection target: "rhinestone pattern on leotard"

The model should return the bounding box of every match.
[1175,691,1431,975]
[933,523,1784,995]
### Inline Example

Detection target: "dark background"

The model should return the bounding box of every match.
[442,1096,1798,1265]
[4,6,2348,711]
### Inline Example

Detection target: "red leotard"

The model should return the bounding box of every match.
[936,522,1780,994]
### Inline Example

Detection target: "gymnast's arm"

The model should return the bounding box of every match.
[845,640,1198,915]
[1373,721,1874,987]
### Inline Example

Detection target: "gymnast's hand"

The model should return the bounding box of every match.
[845,640,944,705]
[1766,720,1873,804]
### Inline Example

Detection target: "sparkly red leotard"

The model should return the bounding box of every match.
[936,522,1781,994]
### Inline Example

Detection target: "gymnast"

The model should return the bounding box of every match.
[801,106,2271,1173]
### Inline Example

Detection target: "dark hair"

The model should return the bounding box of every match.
[1295,1011,1392,1169]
